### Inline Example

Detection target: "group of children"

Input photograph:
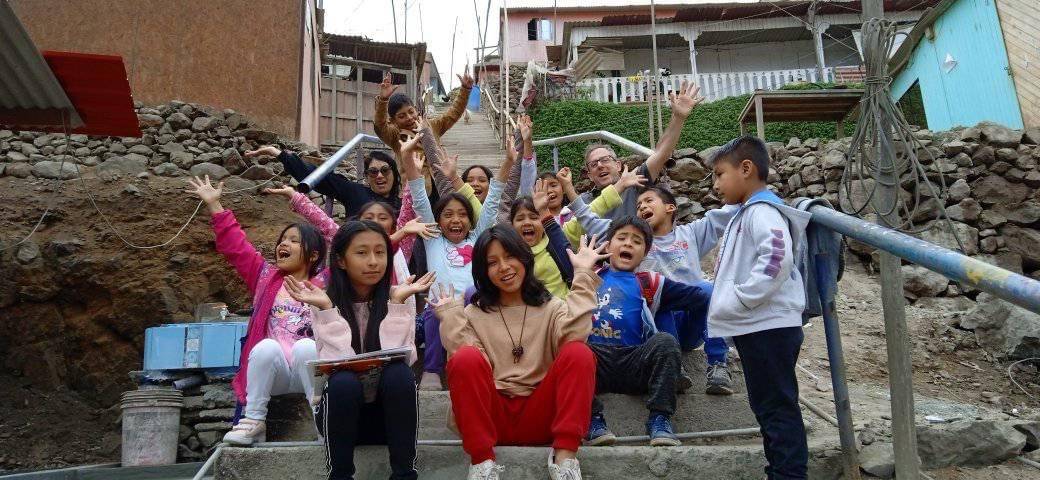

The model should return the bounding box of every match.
[192,72,810,480]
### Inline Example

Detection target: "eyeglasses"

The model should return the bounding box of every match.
[585,156,617,170]
[366,166,393,177]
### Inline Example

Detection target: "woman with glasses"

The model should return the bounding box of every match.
[247,145,403,219]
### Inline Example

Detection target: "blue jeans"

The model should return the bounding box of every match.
[654,282,728,364]
[733,326,808,480]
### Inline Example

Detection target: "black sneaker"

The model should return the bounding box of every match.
[705,363,734,395]
[585,413,617,446]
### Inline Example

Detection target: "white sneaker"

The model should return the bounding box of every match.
[222,418,266,446]
[419,371,443,391]
[467,459,504,480]
[547,450,583,480]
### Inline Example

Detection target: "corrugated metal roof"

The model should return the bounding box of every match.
[0,0,82,129]
[325,34,427,71]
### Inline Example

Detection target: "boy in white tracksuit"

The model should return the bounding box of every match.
[707,135,812,480]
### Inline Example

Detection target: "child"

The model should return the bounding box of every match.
[403,132,510,390]
[283,220,436,480]
[507,180,575,298]
[557,216,712,447]
[186,176,327,446]
[708,135,811,480]
[462,165,493,203]
[430,227,608,480]
[565,184,739,394]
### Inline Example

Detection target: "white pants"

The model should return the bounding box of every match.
[245,338,317,420]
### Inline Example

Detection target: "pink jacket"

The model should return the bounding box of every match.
[211,210,328,403]
[311,302,418,365]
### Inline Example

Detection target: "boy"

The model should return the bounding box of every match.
[565,181,739,395]
[558,217,711,447]
[708,135,811,480]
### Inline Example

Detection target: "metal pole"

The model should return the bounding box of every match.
[448,17,458,92]
[815,252,861,479]
[391,0,398,42]
[403,0,408,43]
[299,134,383,192]
[649,0,663,137]
[502,0,511,149]
[552,146,559,172]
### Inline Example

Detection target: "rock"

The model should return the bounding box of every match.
[674,147,698,158]
[996,148,1020,163]
[189,162,229,180]
[839,178,875,212]
[989,161,1012,175]
[192,116,221,132]
[1021,127,1040,145]
[96,156,148,181]
[980,236,1000,253]
[859,442,895,478]
[979,210,1008,229]
[973,252,1023,274]
[201,384,236,408]
[239,128,278,144]
[20,143,39,156]
[159,142,186,154]
[947,198,982,222]
[970,122,1022,148]
[15,241,40,264]
[1001,226,1040,264]
[5,151,28,162]
[166,112,191,130]
[223,176,257,194]
[902,265,949,297]
[193,421,232,432]
[127,144,153,156]
[197,408,236,421]
[30,160,78,179]
[972,175,1030,205]
[225,113,248,130]
[917,420,1028,469]
[670,157,708,183]
[944,140,967,156]
[931,158,957,173]
[1016,155,1037,170]
[123,184,142,196]
[1024,171,1040,188]
[822,149,846,169]
[786,137,802,149]
[138,113,164,128]
[152,163,183,177]
[806,183,826,197]
[918,220,979,256]
[800,165,823,184]
[947,179,970,202]
[961,293,1040,359]
[4,162,31,178]
[787,173,803,190]
[972,146,995,165]
[951,152,973,167]
[196,431,221,448]
[170,151,196,169]
[996,201,1040,225]
[195,152,222,165]
[240,164,274,181]
[222,148,247,175]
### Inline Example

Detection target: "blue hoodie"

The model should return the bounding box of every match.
[707,188,811,338]
[590,268,711,346]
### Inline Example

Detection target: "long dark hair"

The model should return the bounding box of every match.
[326,220,392,354]
[278,223,326,277]
[355,200,399,233]
[471,226,551,312]
[366,150,402,200]
[462,165,493,185]
[433,192,476,226]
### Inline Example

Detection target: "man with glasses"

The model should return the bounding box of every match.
[576,82,705,222]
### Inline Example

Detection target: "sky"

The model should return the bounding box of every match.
[321,1,756,91]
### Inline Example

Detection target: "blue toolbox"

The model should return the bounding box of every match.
[143,321,249,370]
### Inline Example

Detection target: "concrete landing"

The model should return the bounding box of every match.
[214,439,846,480]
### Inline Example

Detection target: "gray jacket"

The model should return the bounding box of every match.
[707,189,812,338]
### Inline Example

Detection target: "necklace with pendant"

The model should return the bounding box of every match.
[498,305,527,364]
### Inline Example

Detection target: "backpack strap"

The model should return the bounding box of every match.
[634,271,661,309]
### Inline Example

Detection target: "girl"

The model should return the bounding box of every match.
[401,130,511,391]
[186,176,327,446]
[249,145,403,218]
[284,221,435,480]
[266,186,438,286]
[462,165,493,203]
[508,179,574,299]
[430,228,608,480]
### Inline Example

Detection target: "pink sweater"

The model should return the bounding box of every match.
[211,210,328,403]
[311,302,417,365]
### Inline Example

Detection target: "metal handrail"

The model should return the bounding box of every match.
[297,134,385,193]
[533,130,653,156]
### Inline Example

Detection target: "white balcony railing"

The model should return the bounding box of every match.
[577,67,836,104]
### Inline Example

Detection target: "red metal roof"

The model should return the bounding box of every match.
[42,51,141,137]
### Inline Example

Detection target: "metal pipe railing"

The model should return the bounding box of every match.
[533,130,654,156]
[298,134,384,193]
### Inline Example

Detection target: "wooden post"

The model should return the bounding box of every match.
[355,66,364,139]
[754,95,765,140]
[739,122,747,136]
[836,118,845,139]
[330,58,338,145]
[863,0,920,478]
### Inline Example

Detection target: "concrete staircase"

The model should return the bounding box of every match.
[431,102,505,172]
[214,353,847,479]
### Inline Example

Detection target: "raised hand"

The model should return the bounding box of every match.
[532,178,551,215]
[457,71,475,89]
[284,275,333,310]
[614,165,648,194]
[264,186,296,199]
[401,131,425,155]
[518,114,533,142]
[400,217,440,239]
[390,272,437,304]
[379,71,399,100]
[425,282,458,308]
[244,145,282,159]
[185,175,225,214]
[668,80,705,119]
[556,167,578,202]
[567,234,610,271]
[435,153,460,181]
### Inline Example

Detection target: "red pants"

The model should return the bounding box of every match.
[446,341,596,464]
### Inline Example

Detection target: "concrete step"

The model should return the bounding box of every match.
[214,438,846,479]
[267,352,757,443]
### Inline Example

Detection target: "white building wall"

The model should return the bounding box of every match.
[618,38,859,75]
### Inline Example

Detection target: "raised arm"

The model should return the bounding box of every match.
[188,176,267,292]
[643,81,704,182]
[401,134,437,223]
[550,236,608,350]
[374,72,403,152]
[676,203,740,257]
[471,144,515,238]
[429,284,484,357]
[497,115,537,224]
[258,147,371,214]
[430,72,474,136]
[535,179,574,284]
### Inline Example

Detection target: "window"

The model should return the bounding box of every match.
[527,18,554,42]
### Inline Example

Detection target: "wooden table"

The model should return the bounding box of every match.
[737,89,865,140]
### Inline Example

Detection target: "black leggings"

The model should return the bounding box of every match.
[316,362,418,480]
